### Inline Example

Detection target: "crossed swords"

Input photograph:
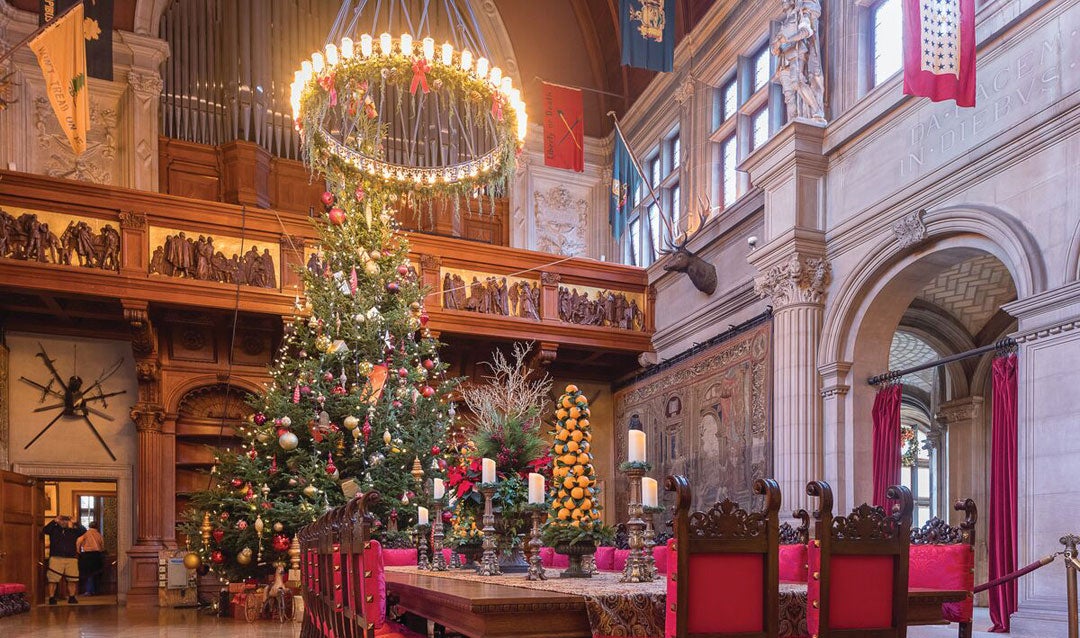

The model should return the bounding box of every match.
[556,109,582,151]
[19,343,126,461]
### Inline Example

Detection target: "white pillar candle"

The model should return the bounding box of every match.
[417,506,429,526]
[360,34,373,57]
[475,57,489,80]
[642,477,658,508]
[481,458,496,483]
[311,52,325,73]
[528,473,545,504]
[441,42,453,66]
[422,37,435,61]
[340,37,354,59]
[324,43,338,66]
[433,478,445,500]
[399,33,413,57]
[459,50,472,72]
[628,429,646,463]
[489,66,502,87]
[379,33,392,56]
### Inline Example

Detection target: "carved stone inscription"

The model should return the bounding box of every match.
[558,286,644,331]
[0,206,120,271]
[150,229,277,289]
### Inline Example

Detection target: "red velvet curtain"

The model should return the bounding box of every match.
[989,354,1018,632]
[871,384,902,509]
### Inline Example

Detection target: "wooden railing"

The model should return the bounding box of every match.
[0,170,653,355]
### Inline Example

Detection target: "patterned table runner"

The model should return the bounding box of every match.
[386,566,808,637]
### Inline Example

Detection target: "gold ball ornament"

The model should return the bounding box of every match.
[303,485,318,499]
[183,552,202,570]
[343,415,360,430]
[273,522,284,532]
[237,547,253,565]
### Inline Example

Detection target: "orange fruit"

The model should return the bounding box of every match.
[561,453,577,465]
[571,487,584,500]
[556,430,569,441]
[554,444,565,455]
[570,430,583,442]
[563,476,575,490]
[580,499,592,511]
[564,418,577,429]
[571,508,583,520]
[579,419,590,428]
[577,453,590,465]
[556,408,568,420]
[561,397,572,408]
[576,475,591,488]
[569,407,581,419]
[565,384,579,393]
[566,440,579,453]
[575,395,587,405]
[558,489,567,499]
[572,464,585,476]
[557,508,570,520]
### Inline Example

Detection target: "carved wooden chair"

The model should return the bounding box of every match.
[665,475,782,638]
[805,481,914,638]
[779,509,811,582]
[909,499,978,638]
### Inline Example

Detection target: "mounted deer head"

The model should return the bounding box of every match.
[659,198,717,295]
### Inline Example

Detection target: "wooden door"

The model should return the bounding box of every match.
[0,470,42,604]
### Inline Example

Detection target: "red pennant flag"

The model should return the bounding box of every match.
[542,82,584,172]
[903,0,976,107]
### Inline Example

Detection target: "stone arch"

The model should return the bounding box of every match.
[1065,215,1080,284]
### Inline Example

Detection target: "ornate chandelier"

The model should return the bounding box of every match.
[289,1,526,204]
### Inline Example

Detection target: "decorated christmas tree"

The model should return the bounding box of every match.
[181,186,457,581]
[543,385,610,548]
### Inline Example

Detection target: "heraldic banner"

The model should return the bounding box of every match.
[542,82,585,173]
[902,0,976,106]
[40,0,114,81]
[609,130,641,242]
[621,0,675,72]
[30,2,90,156]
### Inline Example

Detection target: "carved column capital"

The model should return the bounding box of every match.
[419,254,442,271]
[127,69,164,98]
[123,301,156,358]
[893,209,927,250]
[279,234,306,250]
[754,253,832,309]
[130,403,166,432]
[935,396,984,424]
[540,272,561,287]
[118,210,147,230]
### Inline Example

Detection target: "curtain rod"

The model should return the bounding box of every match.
[868,337,1017,386]
[534,76,626,99]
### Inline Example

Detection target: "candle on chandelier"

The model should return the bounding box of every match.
[325,43,338,66]
[441,42,453,66]
[500,77,513,95]
[340,37,354,59]
[360,34,373,57]
[417,506,429,526]
[301,60,313,80]
[422,37,435,61]
[527,473,545,504]
[481,458,496,483]
[311,51,325,73]
[642,477,658,508]
[628,429,646,463]
[433,478,445,500]
[489,66,502,86]
[399,33,413,57]
[460,50,472,71]
[379,33,392,55]
[475,56,489,79]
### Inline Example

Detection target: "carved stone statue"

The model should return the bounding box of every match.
[771,0,825,123]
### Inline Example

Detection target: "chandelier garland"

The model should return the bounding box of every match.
[291,34,527,201]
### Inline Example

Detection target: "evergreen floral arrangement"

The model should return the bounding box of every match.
[181,177,457,580]
[291,34,526,207]
[901,424,919,467]
[445,343,552,546]
[542,385,612,548]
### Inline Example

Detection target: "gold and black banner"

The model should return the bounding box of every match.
[39,0,113,81]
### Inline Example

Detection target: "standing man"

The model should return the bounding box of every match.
[77,521,106,596]
[43,515,86,604]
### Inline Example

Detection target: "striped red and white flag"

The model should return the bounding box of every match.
[903,0,976,107]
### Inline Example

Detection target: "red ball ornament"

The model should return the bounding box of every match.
[212,529,225,543]
[272,534,291,552]
[397,265,409,276]
[332,385,346,395]
[230,478,243,489]
[419,313,430,326]
[421,386,435,398]
[422,359,435,370]
[442,510,453,524]
[320,191,336,207]
[323,371,335,382]
[398,367,409,378]
[210,550,225,565]
[431,445,441,455]
[253,413,267,426]
[219,512,229,520]
[361,422,371,442]
[327,207,346,226]
[386,281,400,293]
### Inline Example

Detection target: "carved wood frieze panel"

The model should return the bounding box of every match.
[0,205,120,271]
[148,226,278,289]
[557,286,644,331]
[439,267,541,320]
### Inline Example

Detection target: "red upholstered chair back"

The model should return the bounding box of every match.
[805,481,914,638]
[664,475,782,638]
[909,499,977,627]
[779,509,810,582]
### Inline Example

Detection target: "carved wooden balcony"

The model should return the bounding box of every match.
[0,169,654,359]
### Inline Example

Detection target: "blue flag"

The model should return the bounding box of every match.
[620,0,675,72]
[610,131,642,241]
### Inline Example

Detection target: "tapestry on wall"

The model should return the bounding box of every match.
[613,319,772,516]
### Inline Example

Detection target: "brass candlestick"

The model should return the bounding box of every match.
[431,502,448,571]
[526,508,547,581]
[478,485,501,576]
[620,467,652,582]
[415,525,431,570]
[642,508,658,580]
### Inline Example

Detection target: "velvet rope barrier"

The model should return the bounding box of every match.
[973,554,1057,594]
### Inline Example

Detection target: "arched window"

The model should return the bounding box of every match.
[870,0,903,88]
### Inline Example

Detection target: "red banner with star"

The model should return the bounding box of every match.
[542,82,584,173]
[903,0,976,107]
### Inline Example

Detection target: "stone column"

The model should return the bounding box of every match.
[126,70,164,192]
[754,252,831,513]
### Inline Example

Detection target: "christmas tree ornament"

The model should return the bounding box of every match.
[183,552,201,570]
[278,431,299,450]
[421,386,435,398]
[326,453,338,475]
[383,429,392,444]
[230,478,243,489]
[401,492,410,505]
[422,359,435,370]
[272,534,291,552]
[320,191,336,207]
[238,520,248,530]
[343,415,359,430]
[397,264,410,276]
[212,529,225,543]
[386,281,400,293]
[273,522,284,532]
[303,485,318,499]
[280,416,292,428]
[254,516,265,534]
[237,547,253,565]
[328,206,346,226]
[253,413,267,426]
[210,550,225,565]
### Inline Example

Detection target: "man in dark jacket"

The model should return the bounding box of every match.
[43,515,86,604]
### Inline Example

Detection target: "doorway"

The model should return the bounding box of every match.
[42,480,118,605]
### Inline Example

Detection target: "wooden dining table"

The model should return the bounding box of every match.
[385,567,967,638]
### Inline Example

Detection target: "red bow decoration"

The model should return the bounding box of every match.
[318,74,337,106]
[410,58,431,95]
[491,93,505,121]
